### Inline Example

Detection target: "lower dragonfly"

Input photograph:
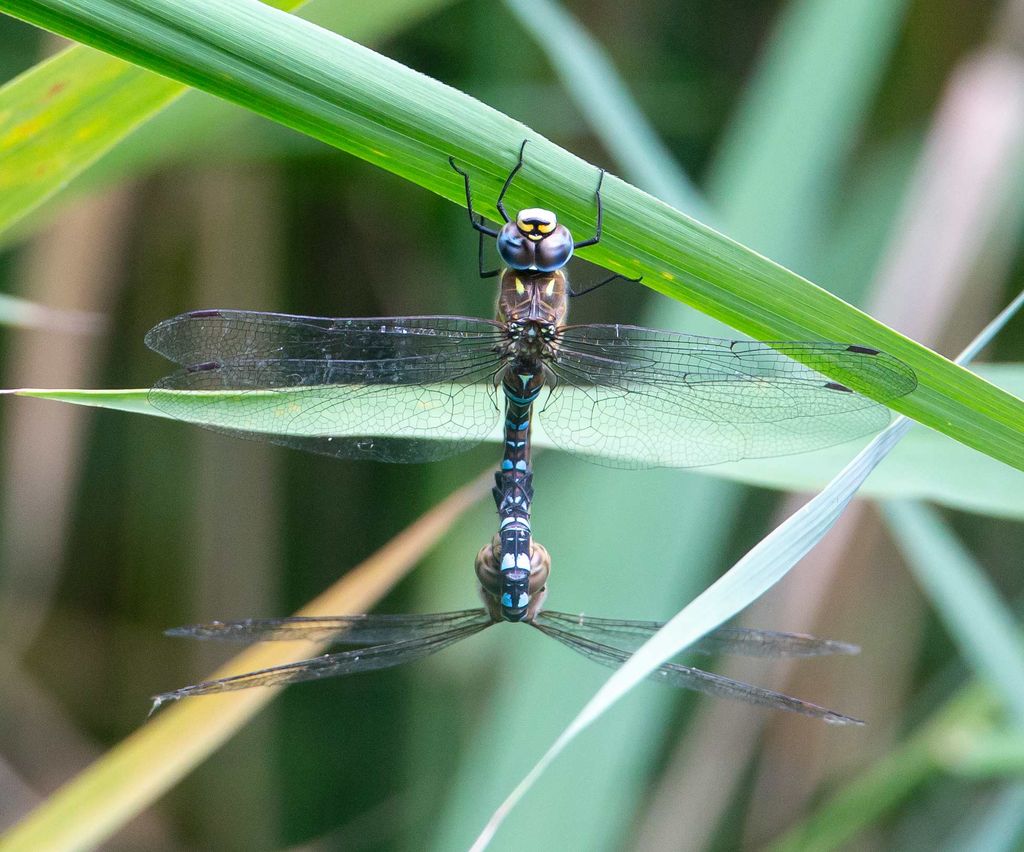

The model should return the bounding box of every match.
[154,534,863,725]
[145,141,917,621]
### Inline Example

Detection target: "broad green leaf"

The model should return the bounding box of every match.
[2,0,1024,471]
[6,362,1023,518]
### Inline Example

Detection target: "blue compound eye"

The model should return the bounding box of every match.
[497,222,534,269]
[533,225,574,272]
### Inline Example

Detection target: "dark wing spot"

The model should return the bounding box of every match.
[824,381,853,393]
[846,345,880,355]
[186,361,221,373]
[187,309,224,319]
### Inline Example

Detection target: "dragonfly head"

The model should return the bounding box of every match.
[497,209,574,273]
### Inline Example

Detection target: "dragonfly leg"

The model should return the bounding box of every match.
[573,168,605,250]
[495,139,528,223]
[449,155,499,237]
[477,225,501,278]
[568,272,643,299]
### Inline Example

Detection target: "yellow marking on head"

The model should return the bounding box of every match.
[515,278,525,294]
[517,208,557,235]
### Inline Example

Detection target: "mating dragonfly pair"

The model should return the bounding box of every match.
[148,142,915,723]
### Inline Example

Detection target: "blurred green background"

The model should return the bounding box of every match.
[2,0,1024,849]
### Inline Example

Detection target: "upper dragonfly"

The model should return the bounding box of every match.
[146,142,916,473]
[146,141,916,620]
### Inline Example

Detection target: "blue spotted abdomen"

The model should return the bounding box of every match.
[492,364,545,621]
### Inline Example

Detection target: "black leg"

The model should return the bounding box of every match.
[449,155,499,238]
[568,272,642,299]
[477,223,501,278]
[573,168,605,250]
[495,139,529,224]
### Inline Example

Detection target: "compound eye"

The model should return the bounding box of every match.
[533,225,574,272]
[497,222,534,269]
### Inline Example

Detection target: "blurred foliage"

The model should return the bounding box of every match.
[1,1,1024,851]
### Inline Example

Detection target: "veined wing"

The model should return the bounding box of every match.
[534,611,858,657]
[531,620,863,725]
[148,317,505,462]
[145,310,505,365]
[541,325,917,469]
[153,615,493,710]
[165,609,493,644]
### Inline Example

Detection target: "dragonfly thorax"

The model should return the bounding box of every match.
[497,268,569,334]
[497,209,574,272]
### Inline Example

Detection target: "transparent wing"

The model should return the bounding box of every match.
[534,611,859,657]
[531,621,863,725]
[541,325,917,468]
[145,310,505,365]
[165,609,492,644]
[153,613,493,710]
[147,314,506,463]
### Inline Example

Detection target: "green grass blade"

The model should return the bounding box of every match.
[0,0,296,236]
[771,685,999,852]
[0,292,104,331]
[708,0,911,259]
[3,0,1024,470]
[939,784,1024,852]
[884,500,1024,726]
[0,0,454,237]
[501,0,708,217]
[951,733,1024,777]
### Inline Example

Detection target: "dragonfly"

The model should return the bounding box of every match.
[154,534,864,725]
[146,141,917,621]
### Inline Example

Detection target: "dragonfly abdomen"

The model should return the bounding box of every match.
[488,367,546,621]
